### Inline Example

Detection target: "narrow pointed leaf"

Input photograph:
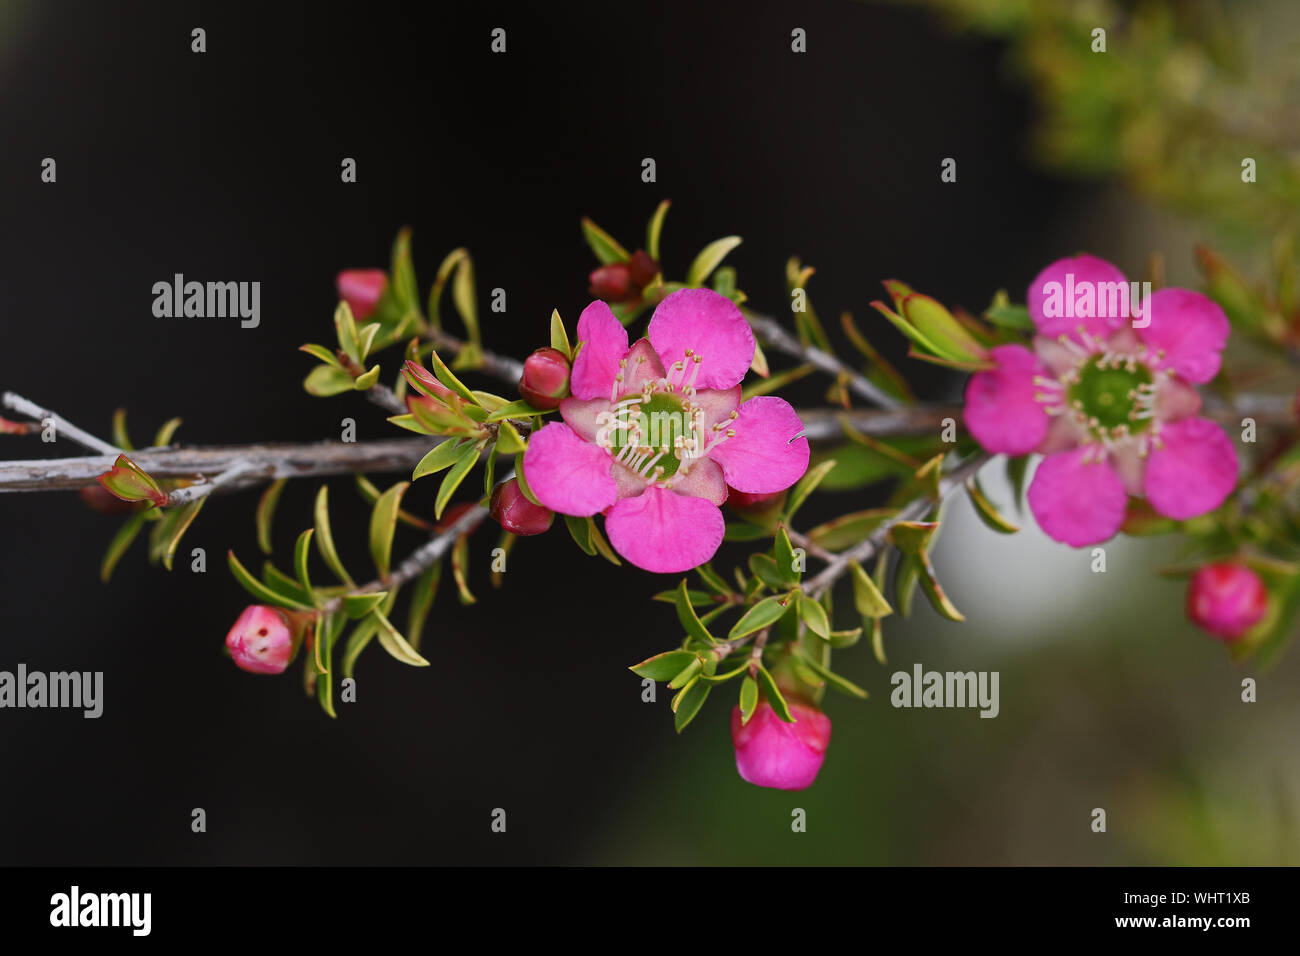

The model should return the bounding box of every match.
[369,481,410,579]
[313,486,354,586]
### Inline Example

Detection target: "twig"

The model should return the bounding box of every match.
[787,529,836,564]
[745,310,903,410]
[803,450,992,599]
[424,327,525,383]
[164,461,266,506]
[2,392,122,456]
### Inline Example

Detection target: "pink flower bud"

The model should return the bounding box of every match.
[78,483,148,516]
[627,249,659,288]
[518,347,572,410]
[1186,563,1268,641]
[225,605,304,675]
[336,269,388,321]
[588,263,633,302]
[403,360,454,400]
[727,488,786,511]
[730,698,831,791]
[490,478,553,535]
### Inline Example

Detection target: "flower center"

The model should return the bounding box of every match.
[1066,354,1155,440]
[607,391,690,479]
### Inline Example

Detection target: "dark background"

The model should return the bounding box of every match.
[0,0,1081,864]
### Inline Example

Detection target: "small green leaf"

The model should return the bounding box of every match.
[313,486,354,587]
[355,322,381,360]
[255,478,288,554]
[739,675,759,725]
[111,408,133,451]
[261,562,314,606]
[406,559,442,651]
[915,552,965,622]
[352,364,381,390]
[900,293,987,363]
[797,592,831,639]
[369,481,410,579]
[588,519,621,566]
[451,532,475,605]
[341,591,387,619]
[646,199,670,261]
[966,477,1019,534]
[97,454,166,506]
[157,499,204,571]
[667,656,703,690]
[495,420,526,455]
[581,216,630,264]
[784,459,836,522]
[303,364,355,397]
[435,444,480,519]
[152,417,182,447]
[728,593,793,640]
[100,511,148,583]
[228,550,311,610]
[428,350,480,405]
[413,439,465,481]
[755,666,795,722]
[486,399,547,423]
[983,290,1034,330]
[514,453,543,505]
[549,309,572,359]
[334,301,361,363]
[372,608,429,666]
[798,651,869,699]
[299,343,341,367]
[850,560,893,618]
[630,649,697,681]
[673,680,710,733]
[686,236,742,287]
[341,590,397,679]
[564,513,596,555]
[889,521,939,555]
[674,579,716,646]
[293,528,317,602]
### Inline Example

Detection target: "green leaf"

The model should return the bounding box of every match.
[728,593,792,640]
[152,417,182,447]
[341,589,397,679]
[646,199,670,261]
[97,454,166,506]
[850,559,893,618]
[495,420,526,455]
[900,293,987,362]
[334,300,361,363]
[406,559,442,651]
[369,481,410,579]
[299,343,340,367]
[587,520,621,566]
[372,608,429,666]
[889,521,939,555]
[674,579,716,645]
[451,532,475,605]
[100,511,148,583]
[157,499,205,571]
[748,553,789,591]
[315,612,346,718]
[428,350,480,405]
[486,399,547,423]
[304,364,355,397]
[255,478,288,554]
[581,216,630,264]
[261,562,314,606]
[630,649,697,681]
[755,666,795,722]
[774,525,801,584]
[514,452,543,505]
[695,563,733,597]
[966,477,1019,533]
[739,675,759,725]
[313,486,354,587]
[784,459,836,522]
[111,408,133,451]
[356,322,381,361]
[549,308,572,359]
[806,508,896,551]
[564,513,596,555]
[413,439,465,481]
[293,528,317,602]
[435,444,480,520]
[983,290,1034,330]
[352,364,381,390]
[450,253,481,364]
[228,550,311,610]
[915,552,965,622]
[390,227,419,314]
[686,236,742,287]
[797,592,831,639]
[798,651,869,699]
[673,680,710,733]
[895,553,920,618]
[341,591,387,619]
[667,656,703,690]
[1006,455,1029,513]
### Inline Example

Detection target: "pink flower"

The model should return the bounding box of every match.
[1186,563,1268,641]
[730,699,831,790]
[964,255,1238,546]
[522,290,810,572]
[336,269,388,321]
[225,605,304,675]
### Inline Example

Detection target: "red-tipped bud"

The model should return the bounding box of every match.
[96,454,167,507]
[730,699,831,791]
[1186,563,1269,641]
[78,484,148,516]
[490,478,554,535]
[588,263,633,302]
[336,269,388,321]
[627,249,659,288]
[225,605,307,675]
[518,347,572,410]
[403,360,454,400]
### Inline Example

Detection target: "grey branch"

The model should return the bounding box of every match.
[745,310,904,410]
[2,392,123,456]
[425,327,525,383]
[164,461,266,506]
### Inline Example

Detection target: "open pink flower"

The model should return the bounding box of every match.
[964,255,1237,547]
[523,289,810,572]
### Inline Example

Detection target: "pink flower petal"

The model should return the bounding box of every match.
[669,455,728,505]
[706,396,810,494]
[605,486,725,572]
[689,385,742,431]
[1137,288,1229,384]
[569,300,629,400]
[558,396,611,442]
[1154,377,1202,423]
[647,288,755,391]
[1144,417,1238,520]
[521,422,617,517]
[963,344,1051,455]
[622,338,667,392]
[1027,448,1128,546]
[1027,254,1129,342]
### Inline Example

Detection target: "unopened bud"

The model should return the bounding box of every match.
[1186,563,1268,641]
[78,484,148,516]
[490,478,553,535]
[588,262,633,302]
[518,347,572,410]
[730,698,831,791]
[336,269,388,321]
[627,249,659,288]
[225,605,306,675]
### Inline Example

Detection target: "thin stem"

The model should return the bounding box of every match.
[164,461,266,506]
[424,326,525,383]
[2,392,122,456]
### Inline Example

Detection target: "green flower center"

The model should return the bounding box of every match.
[607,391,691,479]
[1067,357,1154,436]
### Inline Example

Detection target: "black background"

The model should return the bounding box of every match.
[0,0,1078,864]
